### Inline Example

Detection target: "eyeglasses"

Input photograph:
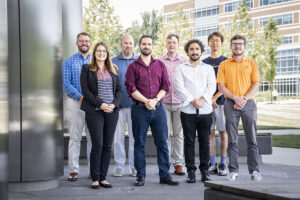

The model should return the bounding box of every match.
[209,39,221,44]
[231,43,244,46]
[96,50,107,53]
[78,40,90,43]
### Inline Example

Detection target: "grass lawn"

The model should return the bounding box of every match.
[238,125,298,130]
[272,135,300,149]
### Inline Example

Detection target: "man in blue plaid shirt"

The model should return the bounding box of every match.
[63,32,92,181]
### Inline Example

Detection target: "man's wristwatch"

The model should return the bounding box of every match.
[155,96,160,102]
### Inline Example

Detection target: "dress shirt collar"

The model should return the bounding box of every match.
[228,55,247,62]
[76,52,91,60]
[161,53,180,61]
[136,56,156,67]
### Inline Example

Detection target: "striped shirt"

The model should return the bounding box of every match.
[97,68,114,104]
[63,53,91,100]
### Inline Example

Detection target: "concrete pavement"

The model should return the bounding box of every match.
[9,147,300,200]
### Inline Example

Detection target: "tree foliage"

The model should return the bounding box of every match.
[152,7,194,58]
[262,18,282,102]
[220,0,265,78]
[220,0,281,86]
[125,9,163,55]
[83,0,122,56]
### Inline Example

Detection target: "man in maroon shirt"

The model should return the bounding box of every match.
[125,35,179,186]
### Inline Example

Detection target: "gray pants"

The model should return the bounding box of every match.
[224,99,259,174]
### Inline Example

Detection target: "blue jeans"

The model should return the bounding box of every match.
[131,104,170,178]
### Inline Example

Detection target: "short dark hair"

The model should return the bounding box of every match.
[77,32,91,41]
[230,34,246,45]
[166,33,179,42]
[184,39,205,54]
[208,32,224,43]
[139,35,153,45]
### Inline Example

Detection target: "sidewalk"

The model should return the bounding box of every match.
[9,146,300,200]
[263,147,300,167]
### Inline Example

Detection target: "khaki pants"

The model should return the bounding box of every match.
[163,103,184,166]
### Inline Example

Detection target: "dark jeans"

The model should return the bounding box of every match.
[180,112,212,172]
[85,110,119,182]
[131,104,170,178]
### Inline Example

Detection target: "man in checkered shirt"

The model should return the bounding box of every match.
[63,32,92,181]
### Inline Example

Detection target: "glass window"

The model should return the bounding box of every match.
[194,6,219,18]
[225,0,253,13]
[260,0,292,6]
[260,13,292,26]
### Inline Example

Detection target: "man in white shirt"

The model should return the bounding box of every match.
[175,39,216,183]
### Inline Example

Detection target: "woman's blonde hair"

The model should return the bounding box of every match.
[89,42,117,75]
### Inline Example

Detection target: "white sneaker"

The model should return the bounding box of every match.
[113,168,123,177]
[218,163,228,176]
[251,171,262,181]
[131,168,137,177]
[227,172,238,181]
[208,163,218,174]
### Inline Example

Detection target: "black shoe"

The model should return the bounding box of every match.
[201,170,212,182]
[160,174,179,186]
[100,182,113,188]
[186,170,196,183]
[91,182,100,189]
[135,176,145,186]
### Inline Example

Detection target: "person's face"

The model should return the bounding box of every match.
[187,42,202,61]
[121,36,134,56]
[95,45,107,62]
[76,35,91,54]
[139,38,153,56]
[208,35,222,52]
[166,36,178,54]
[230,39,245,57]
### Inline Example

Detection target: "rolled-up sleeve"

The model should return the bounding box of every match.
[175,65,194,107]
[160,62,170,93]
[125,63,137,95]
[202,66,216,102]
[63,59,81,100]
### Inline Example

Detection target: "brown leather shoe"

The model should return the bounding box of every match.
[68,172,78,181]
[174,165,185,176]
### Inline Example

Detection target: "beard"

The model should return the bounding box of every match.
[122,48,133,56]
[232,52,243,57]
[78,45,90,54]
[140,48,152,56]
[189,54,200,61]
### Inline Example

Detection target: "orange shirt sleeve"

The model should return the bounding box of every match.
[216,61,226,84]
[251,60,260,83]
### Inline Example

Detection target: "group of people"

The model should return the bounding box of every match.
[62,31,262,189]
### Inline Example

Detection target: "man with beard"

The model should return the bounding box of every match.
[112,35,137,177]
[217,35,261,181]
[125,35,179,186]
[175,39,216,183]
[63,32,92,181]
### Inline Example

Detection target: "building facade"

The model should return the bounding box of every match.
[163,0,300,96]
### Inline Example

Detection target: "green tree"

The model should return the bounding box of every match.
[153,7,194,58]
[220,0,265,78]
[262,18,282,103]
[83,0,122,56]
[124,9,163,55]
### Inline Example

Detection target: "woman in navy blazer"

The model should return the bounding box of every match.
[80,42,122,189]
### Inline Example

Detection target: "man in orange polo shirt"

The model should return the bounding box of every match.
[217,35,262,181]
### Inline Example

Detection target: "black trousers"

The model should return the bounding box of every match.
[85,110,119,182]
[180,112,212,172]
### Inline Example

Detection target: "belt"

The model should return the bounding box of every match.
[133,101,162,108]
